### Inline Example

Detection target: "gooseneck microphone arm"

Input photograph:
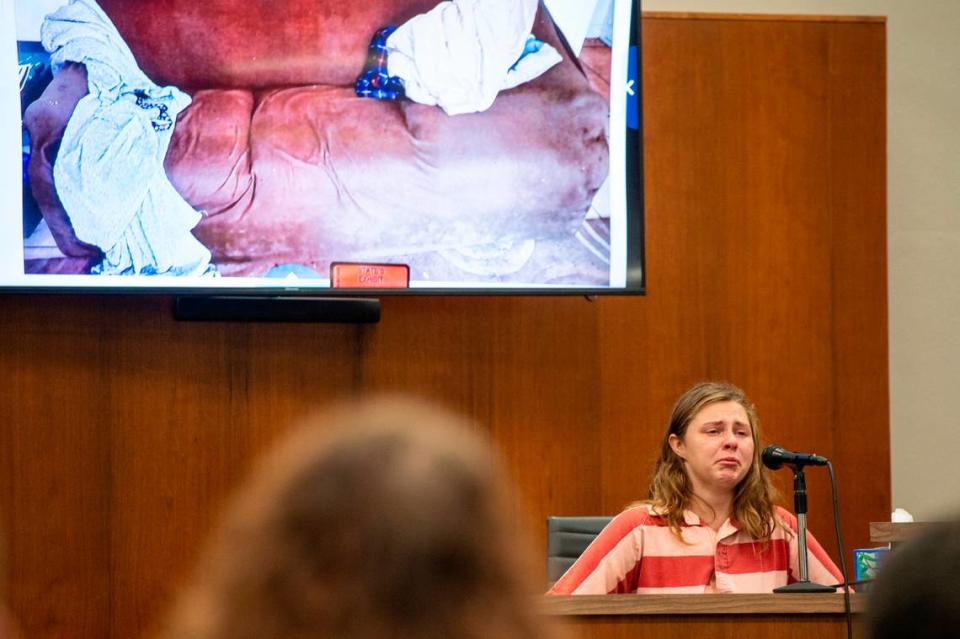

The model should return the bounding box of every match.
[791,468,812,583]
[762,445,835,594]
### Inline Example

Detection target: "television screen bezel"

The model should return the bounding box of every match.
[2,0,644,298]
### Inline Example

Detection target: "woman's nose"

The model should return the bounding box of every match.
[723,432,738,448]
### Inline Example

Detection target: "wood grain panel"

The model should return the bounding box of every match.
[560,614,862,639]
[361,296,605,551]
[0,13,887,639]
[543,593,865,614]
[826,21,891,554]
[869,521,932,544]
[0,295,360,638]
[105,304,362,637]
[0,295,113,638]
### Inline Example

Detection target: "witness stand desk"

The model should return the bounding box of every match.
[544,594,865,639]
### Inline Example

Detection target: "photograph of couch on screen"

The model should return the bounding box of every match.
[17,0,623,286]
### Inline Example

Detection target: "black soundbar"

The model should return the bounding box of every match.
[173,296,380,323]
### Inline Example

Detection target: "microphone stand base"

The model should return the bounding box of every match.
[774,581,836,593]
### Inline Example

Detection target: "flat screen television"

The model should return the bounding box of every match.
[1,0,642,297]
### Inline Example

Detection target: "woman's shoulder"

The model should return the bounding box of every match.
[611,503,672,529]
[772,505,799,533]
[586,504,668,547]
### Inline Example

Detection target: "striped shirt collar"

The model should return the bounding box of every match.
[647,504,743,536]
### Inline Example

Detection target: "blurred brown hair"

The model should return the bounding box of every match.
[158,397,554,639]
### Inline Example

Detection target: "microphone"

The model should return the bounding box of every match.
[761,444,829,470]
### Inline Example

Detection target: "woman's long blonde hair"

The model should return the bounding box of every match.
[645,382,780,541]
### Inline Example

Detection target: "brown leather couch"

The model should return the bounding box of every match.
[24,0,610,281]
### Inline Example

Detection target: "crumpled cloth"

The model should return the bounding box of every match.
[43,0,215,276]
[386,0,563,115]
[355,26,407,100]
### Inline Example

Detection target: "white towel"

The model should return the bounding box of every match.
[387,0,563,115]
[43,0,214,276]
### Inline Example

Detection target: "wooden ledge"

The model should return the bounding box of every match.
[869,521,934,543]
[542,593,865,616]
[642,11,886,24]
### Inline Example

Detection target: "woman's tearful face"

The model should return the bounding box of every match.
[670,400,754,494]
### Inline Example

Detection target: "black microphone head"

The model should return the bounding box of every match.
[761,445,829,470]
[761,444,786,470]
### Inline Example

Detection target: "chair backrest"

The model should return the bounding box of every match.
[545,516,612,586]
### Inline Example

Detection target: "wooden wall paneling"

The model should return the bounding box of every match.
[0,295,113,638]
[358,297,501,413]
[702,18,838,549]
[106,302,362,638]
[108,311,252,638]
[483,297,603,548]
[362,296,605,554]
[826,22,890,553]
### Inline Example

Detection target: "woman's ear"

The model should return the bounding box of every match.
[668,433,684,459]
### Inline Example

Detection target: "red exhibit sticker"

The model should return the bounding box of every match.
[330,263,410,289]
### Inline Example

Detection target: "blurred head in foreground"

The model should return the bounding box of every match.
[159,397,552,639]
[867,519,960,639]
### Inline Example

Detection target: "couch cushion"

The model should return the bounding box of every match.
[165,89,255,217]
[22,62,103,259]
[191,66,608,272]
